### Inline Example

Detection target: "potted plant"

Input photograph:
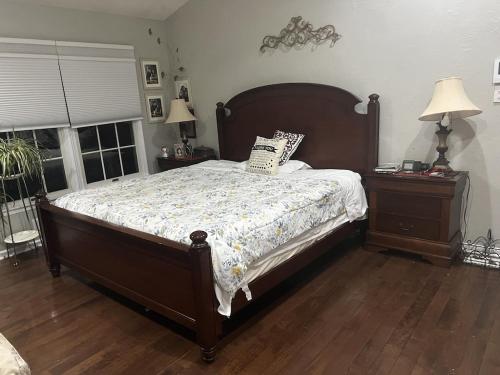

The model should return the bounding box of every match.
[0,137,44,180]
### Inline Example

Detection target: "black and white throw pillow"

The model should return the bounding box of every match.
[246,136,287,175]
[273,130,305,165]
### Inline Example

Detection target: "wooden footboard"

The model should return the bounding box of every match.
[35,193,219,362]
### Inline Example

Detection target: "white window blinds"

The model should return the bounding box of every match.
[56,42,142,128]
[0,38,70,132]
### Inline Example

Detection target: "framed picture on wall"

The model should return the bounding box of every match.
[175,79,193,108]
[141,60,162,89]
[146,95,165,122]
[494,58,500,84]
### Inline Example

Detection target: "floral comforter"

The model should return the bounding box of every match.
[55,160,363,298]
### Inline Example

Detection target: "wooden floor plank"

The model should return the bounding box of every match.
[1,247,499,374]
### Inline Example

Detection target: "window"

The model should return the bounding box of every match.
[0,38,147,205]
[0,129,67,200]
[0,120,145,205]
[77,121,139,184]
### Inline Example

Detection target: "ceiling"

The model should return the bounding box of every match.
[15,0,190,20]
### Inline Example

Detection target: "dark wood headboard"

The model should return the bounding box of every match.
[216,83,379,176]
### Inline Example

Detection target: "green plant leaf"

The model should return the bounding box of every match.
[0,137,45,180]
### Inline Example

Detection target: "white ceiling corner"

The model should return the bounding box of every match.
[14,0,189,21]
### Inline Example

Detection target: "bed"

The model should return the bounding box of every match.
[35,83,380,362]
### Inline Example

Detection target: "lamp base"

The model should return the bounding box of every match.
[432,161,453,172]
[181,133,193,158]
[433,123,453,172]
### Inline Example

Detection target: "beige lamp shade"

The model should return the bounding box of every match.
[165,99,196,124]
[419,77,482,121]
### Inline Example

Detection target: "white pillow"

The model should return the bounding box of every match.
[277,160,312,174]
[237,159,312,174]
[246,136,287,175]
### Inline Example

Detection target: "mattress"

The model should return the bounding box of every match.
[54,160,367,316]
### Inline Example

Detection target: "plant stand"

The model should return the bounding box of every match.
[1,173,41,268]
[4,230,39,267]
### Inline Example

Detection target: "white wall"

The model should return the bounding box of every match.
[165,0,500,240]
[0,0,177,174]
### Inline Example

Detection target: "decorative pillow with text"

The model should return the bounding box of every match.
[246,136,287,175]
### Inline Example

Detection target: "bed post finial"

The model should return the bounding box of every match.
[189,230,218,363]
[369,93,379,103]
[190,230,208,246]
[367,93,380,174]
[34,190,48,204]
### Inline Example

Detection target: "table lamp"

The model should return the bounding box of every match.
[165,99,197,157]
[419,77,481,171]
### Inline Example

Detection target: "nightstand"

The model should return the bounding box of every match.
[157,155,214,172]
[364,172,468,266]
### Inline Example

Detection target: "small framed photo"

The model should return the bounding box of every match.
[141,60,162,89]
[175,80,193,108]
[493,58,500,84]
[174,143,186,159]
[146,95,165,122]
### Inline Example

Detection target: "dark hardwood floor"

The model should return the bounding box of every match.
[1,243,499,374]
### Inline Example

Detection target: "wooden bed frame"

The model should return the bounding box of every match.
[35,83,380,362]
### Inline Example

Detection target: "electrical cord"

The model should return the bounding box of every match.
[460,174,471,257]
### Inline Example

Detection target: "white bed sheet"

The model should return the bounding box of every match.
[215,211,354,316]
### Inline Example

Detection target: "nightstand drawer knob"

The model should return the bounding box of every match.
[399,223,414,232]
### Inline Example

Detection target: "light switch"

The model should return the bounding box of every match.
[494,87,500,103]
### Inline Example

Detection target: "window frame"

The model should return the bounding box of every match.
[2,120,148,213]
[68,120,148,190]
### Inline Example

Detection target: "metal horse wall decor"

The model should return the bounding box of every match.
[260,16,341,52]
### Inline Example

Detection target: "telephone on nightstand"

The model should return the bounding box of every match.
[401,160,430,172]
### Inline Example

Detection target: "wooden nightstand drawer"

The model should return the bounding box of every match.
[365,172,468,266]
[375,213,440,241]
[377,192,441,219]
